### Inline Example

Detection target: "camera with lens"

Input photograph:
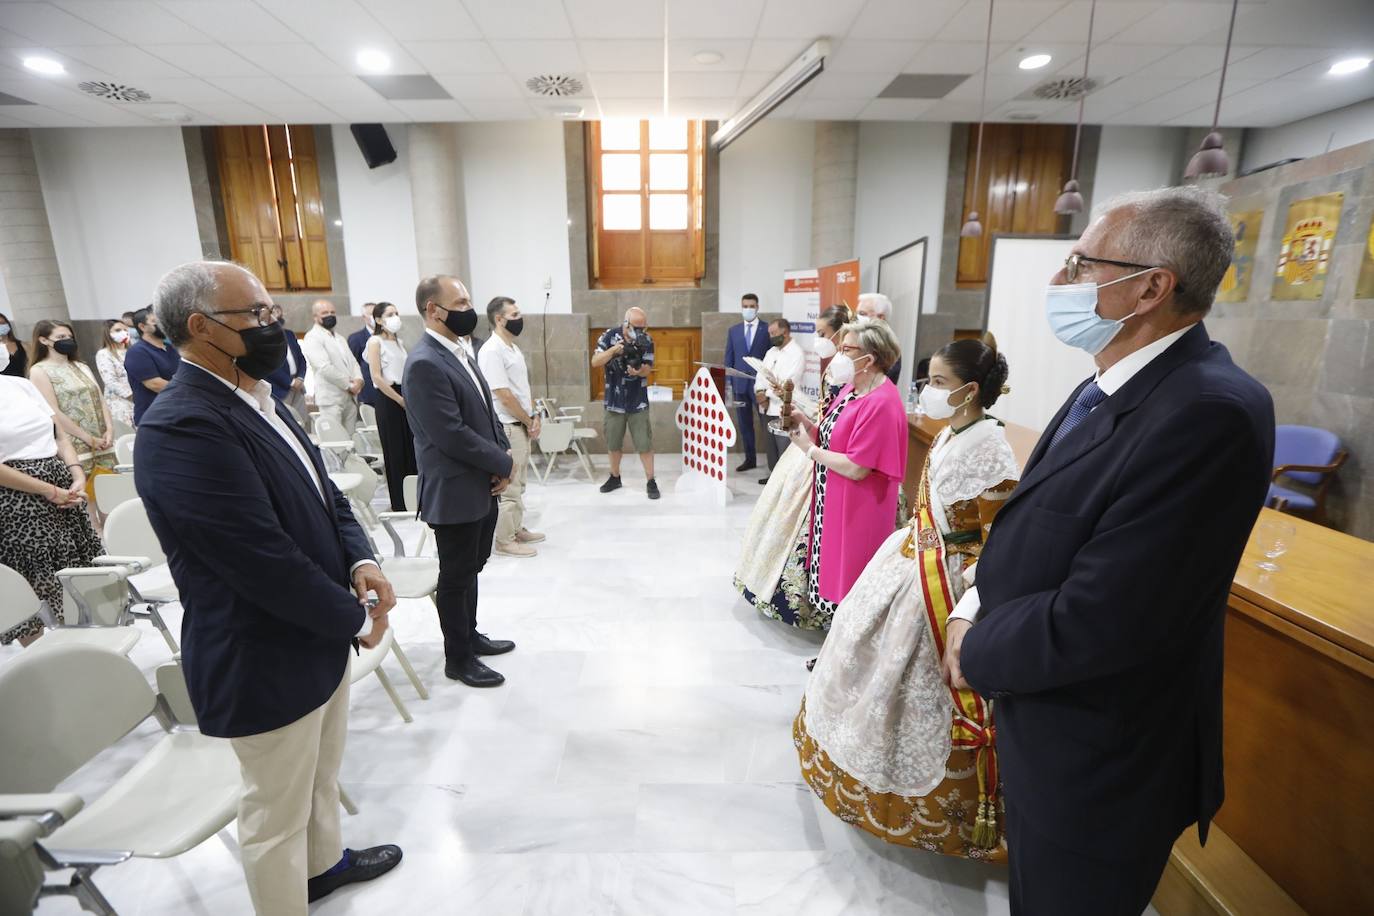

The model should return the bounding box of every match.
[619,335,647,370]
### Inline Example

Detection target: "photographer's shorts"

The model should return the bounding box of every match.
[605,408,652,453]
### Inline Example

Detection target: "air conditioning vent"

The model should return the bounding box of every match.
[78,81,151,102]
[526,74,584,97]
[1024,77,1100,101]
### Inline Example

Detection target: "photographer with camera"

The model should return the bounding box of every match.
[591,307,659,500]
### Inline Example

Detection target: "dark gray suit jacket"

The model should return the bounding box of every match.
[403,331,513,525]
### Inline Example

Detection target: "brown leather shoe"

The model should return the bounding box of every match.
[494,540,537,558]
[515,528,546,544]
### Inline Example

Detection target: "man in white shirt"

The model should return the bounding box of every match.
[301,299,363,435]
[755,318,805,481]
[477,296,545,558]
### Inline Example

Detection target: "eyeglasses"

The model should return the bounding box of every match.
[1064,253,1183,293]
[212,304,275,327]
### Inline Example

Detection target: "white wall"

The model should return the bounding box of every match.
[718,119,815,314]
[1090,126,1185,209]
[331,124,419,314]
[1241,98,1374,172]
[453,121,572,315]
[31,127,202,320]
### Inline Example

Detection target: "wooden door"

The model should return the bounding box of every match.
[588,327,701,401]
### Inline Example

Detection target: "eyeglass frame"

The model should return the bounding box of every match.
[210,304,276,327]
[1064,253,1184,294]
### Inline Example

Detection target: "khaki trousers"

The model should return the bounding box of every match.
[496,423,529,545]
[229,664,350,916]
[316,396,360,437]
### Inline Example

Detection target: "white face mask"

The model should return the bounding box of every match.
[110,329,129,344]
[813,336,837,359]
[383,315,402,334]
[918,382,972,420]
[828,352,871,386]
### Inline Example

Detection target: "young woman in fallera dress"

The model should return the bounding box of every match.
[795,335,1019,861]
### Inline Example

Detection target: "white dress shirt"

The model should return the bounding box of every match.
[476,332,532,425]
[184,360,378,636]
[949,324,1197,626]
[760,339,805,417]
[425,328,491,409]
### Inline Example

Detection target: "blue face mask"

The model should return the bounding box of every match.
[1044,269,1151,355]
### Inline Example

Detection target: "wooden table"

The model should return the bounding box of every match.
[904,417,1374,915]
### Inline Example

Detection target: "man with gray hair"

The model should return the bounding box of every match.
[134,261,402,913]
[942,187,1274,914]
[856,292,902,384]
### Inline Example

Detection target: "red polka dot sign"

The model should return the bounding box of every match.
[675,367,738,485]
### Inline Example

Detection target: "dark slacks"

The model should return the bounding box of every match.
[1006,803,1176,916]
[430,499,498,665]
[760,409,787,471]
[374,384,417,512]
[734,390,757,462]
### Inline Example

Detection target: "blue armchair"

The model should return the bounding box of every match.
[1267,424,1347,525]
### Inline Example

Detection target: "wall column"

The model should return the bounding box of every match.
[0,129,69,337]
[810,120,859,266]
[407,123,467,281]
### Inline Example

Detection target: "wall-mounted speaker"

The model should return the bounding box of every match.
[350,123,396,169]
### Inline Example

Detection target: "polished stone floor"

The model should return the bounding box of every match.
[20,457,1158,915]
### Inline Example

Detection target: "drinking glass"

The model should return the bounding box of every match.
[1255,516,1296,573]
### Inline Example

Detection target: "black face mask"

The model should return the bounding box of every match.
[441,305,478,337]
[319,315,338,330]
[504,317,525,337]
[207,315,288,380]
[52,338,79,357]
[769,334,785,348]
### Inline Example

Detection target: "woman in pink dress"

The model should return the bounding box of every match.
[785,318,909,631]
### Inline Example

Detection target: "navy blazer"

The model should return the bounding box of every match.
[403,332,512,526]
[347,327,378,406]
[961,323,1274,861]
[724,321,770,397]
[134,362,375,739]
[264,324,306,402]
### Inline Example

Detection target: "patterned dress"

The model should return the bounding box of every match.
[96,346,135,430]
[40,360,116,477]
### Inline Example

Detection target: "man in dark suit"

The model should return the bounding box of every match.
[347,303,378,409]
[265,303,307,418]
[724,293,770,471]
[135,261,402,914]
[403,274,516,688]
[942,187,1275,915]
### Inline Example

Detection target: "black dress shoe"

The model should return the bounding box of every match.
[307,845,402,902]
[758,477,769,485]
[444,657,505,687]
[736,460,757,472]
[473,632,515,655]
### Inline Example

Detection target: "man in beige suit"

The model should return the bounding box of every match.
[302,299,362,435]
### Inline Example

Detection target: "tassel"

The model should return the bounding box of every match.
[971,797,996,849]
[971,745,999,850]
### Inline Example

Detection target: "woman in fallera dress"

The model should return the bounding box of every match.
[734,305,853,628]
[795,335,1018,861]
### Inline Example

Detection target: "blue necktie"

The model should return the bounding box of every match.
[745,322,754,350]
[1048,380,1107,451]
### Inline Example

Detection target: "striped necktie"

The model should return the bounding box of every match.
[1048,380,1107,451]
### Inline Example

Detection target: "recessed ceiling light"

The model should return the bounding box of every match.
[356,49,391,73]
[1019,53,1052,70]
[23,56,64,76]
[693,50,724,66]
[1329,56,1372,76]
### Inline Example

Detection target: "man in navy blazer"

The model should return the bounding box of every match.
[724,293,770,471]
[942,188,1274,915]
[264,302,307,417]
[403,274,516,688]
[135,261,402,913]
[347,305,379,408]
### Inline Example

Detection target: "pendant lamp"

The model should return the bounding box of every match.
[960,0,996,238]
[1184,0,1240,179]
[1054,0,1097,215]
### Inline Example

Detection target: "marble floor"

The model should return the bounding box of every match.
[18,456,1157,915]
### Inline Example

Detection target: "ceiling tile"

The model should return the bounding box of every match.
[755,0,867,41]
[905,41,1013,75]
[403,41,505,74]
[1021,1,1163,45]
[743,39,815,73]
[252,0,426,75]
[461,0,573,40]
[229,43,346,77]
[0,2,121,45]
[490,40,584,76]
[667,38,752,72]
[176,100,275,124]
[848,0,963,41]
[358,0,479,42]
[55,1,211,44]
[285,75,383,102]
[133,77,238,103]
[667,98,735,118]
[667,71,742,97]
[11,104,100,124]
[145,44,263,77]
[433,72,525,100]
[212,76,311,105]
[258,100,345,123]
[53,44,189,78]
[458,98,535,119]
[1223,47,1337,82]
[578,40,663,72]
[826,40,927,74]
[154,2,302,43]
[669,0,765,39]
[596,97,661,117]
[791,97,867,119]
[808,70,896,100]
[1061,43,1174,78]
[734,71,777,99]
[857,97,938,120]
[390,98,471,121]
[1228,0,1374,48]
[1133,45,1261,80]
[564,0,663,39]
[329,99,408,121]
[936,2,1064,43]
[1114,2,1246,45]
[916,98,985,121]
[985,43,1086,76]
[586,71,660,99]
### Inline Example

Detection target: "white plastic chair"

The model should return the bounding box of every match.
[93,472,139,515]
[337,453,383,529]
[358,402,378,430]
[113,433,136,473]
[99,499,179,653]
[0,564,140,656]
[400,474,429,556]
[0,646,239,915]
[532,418,594,482]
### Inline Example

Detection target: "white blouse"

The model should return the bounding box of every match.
[371,336,408,386]
[0,376,57,463]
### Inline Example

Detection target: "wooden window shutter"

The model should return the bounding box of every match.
[215,126,287,290]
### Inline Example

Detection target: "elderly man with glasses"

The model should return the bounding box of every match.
[134,261,403,914]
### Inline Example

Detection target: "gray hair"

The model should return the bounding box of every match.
[1097,186,1234,315]
[857,292,892,319]
[154,261,221,347]
[842,317,901,374]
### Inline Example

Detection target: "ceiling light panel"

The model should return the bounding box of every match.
[357,74,452,100]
